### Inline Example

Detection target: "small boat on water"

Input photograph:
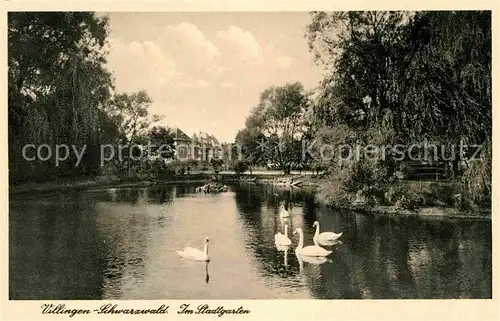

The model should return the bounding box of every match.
[195,183,228,194]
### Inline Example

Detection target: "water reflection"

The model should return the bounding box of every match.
[9,183,491,299]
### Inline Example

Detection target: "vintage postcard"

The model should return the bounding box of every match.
[1,0,498,320]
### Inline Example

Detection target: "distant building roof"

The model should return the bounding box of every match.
[171,127,192,142]
[193,131,220,147]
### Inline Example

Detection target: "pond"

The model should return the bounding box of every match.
[9,183,491,299]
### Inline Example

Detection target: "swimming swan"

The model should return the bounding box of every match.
[293,228,332,257]
[296,253,331,265]
[279,204,290,219]
[274,223,292,246]
[313,221,342,244]
[176,237,210,262]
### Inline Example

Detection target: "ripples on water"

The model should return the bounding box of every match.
[9,183,491,299]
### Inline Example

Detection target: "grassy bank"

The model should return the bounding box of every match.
[8,171,304,195]
[9,171,491,220]
[315,178,491,219]
[9,173,215,195]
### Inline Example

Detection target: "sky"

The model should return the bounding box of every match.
[105,12,326,142]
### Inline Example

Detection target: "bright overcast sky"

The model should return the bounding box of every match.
[105,12,325,142]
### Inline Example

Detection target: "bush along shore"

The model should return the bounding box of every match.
[8,173,217,195]
[313,159,491,220]
[8,171,299,195]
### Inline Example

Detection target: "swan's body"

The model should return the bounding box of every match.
[176,237,210,262]
[293,228,332,257]
[313,221,342,244]
[296,253,331,265]
[314,239,343,247]
[279,205,290,219]
[274,224,292,246]
[276,244,290,252]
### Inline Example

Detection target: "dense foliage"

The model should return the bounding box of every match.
[8,13,116,183]
[8,13,167,184]
[236,11,490,209]
[235,82,310,174]
[306,10,491,209]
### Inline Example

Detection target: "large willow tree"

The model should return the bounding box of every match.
[8,12,119,183]
[306,10,491,144]
[306,11,491,206]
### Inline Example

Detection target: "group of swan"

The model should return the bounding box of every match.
[174,221,342,263]
[274,221,343,257]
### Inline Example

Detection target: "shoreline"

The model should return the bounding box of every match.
[9,174,490,220]
[330,204,491,221]
[8,171,315,195]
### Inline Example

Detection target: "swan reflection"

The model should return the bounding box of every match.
[276,244,290,267]
[205,261,209,284]
[280,215,291,230]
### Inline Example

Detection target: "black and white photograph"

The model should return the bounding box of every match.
[7,8,492,306]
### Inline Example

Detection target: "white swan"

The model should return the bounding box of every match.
[279,204,290,219]
[296,253,331,265]
[293,228,332,257]
[274,223,292,246]
[176,237,210,262]
[313,221,342,245]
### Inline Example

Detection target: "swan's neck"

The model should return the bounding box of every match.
[314,223,320,238]
[204,243,209,256]
[297,230,304,249]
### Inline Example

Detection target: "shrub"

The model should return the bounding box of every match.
[233,160,250,177]
[459,139,491,209]
[394,189,425,210]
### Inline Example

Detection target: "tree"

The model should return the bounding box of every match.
[109,90,161,173]
[147,125,175,159]
[233,160,250,178]
[394,11,491,144]
[237,82,309,174]
[235,127,265,169]
[210,158,224,174]
[8,12,116,183]
[306,11,409,133]
[306,11,491,207]
[306,10,491,146]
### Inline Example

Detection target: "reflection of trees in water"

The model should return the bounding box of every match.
[145,187,174,204]
[233,184,322,286]
[233,184,265,215]
[306,210,492,299]
[234,184,288,274]
[96,200,152,299]
[174,184,198,197]
[90,186,182,205]
[233,184,491,300]
[9,193,106,299]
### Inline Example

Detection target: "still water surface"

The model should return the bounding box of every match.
[9,183,491,299]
